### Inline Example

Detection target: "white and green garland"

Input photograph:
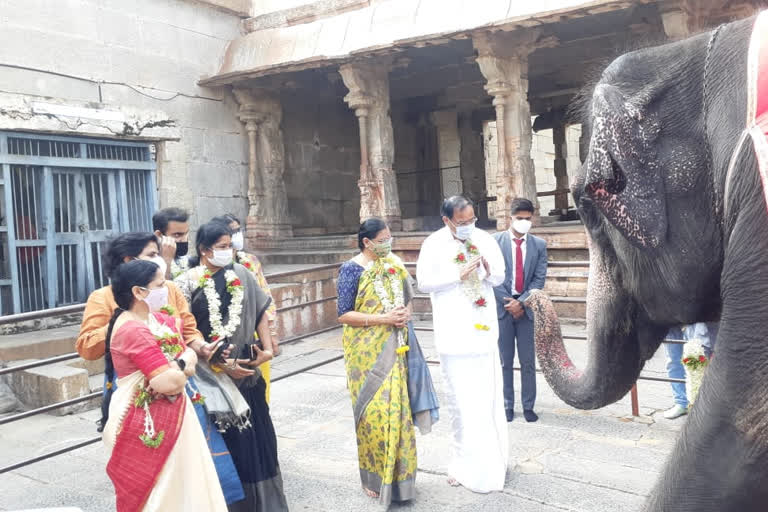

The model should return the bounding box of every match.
[198,269,245,343]
[369,257,409,355]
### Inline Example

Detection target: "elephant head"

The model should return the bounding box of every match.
[529,30,726,409]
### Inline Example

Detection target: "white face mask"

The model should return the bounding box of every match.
[209,249,233,268]
[231,231,244,251]
[149,255,167,277]
[140,286,169,312]
[135,255,167,277]
[454,222,475,241]
[512,219,532,235]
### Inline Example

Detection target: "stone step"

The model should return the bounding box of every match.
[0,325,79,362]
[6,360,100,415]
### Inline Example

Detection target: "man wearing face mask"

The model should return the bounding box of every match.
[416,196,508,493]
[152,207,191,279]
[493,197,548,423]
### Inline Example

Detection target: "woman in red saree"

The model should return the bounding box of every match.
[101,259,227,512]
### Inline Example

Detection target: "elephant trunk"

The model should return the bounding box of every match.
[525,244,643,409]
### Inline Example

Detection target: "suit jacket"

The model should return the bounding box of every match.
[492,231,548,320]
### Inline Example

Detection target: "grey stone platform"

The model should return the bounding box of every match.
[0,322,684,511]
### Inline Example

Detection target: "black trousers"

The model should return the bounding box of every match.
[497,312,536,411]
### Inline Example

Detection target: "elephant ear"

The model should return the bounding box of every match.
[583,84,666,249]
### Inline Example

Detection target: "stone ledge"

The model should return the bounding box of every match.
[0,325,79,361]
[244,0,369,32]
[8,362,93,415]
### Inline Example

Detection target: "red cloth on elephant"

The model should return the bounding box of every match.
[748,10,768,205]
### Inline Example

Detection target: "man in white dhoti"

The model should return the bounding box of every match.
[416,196,509,493]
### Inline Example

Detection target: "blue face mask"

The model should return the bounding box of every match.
[454,222,475,241]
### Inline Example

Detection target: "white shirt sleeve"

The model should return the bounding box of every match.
[482,233,506,288]
[416,234,461,294]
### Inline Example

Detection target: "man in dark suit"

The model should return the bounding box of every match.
[493,198,548,422]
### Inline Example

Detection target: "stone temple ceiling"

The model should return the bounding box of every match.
[227,3,669,118]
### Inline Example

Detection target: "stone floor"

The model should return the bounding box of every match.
[0,323,686,511]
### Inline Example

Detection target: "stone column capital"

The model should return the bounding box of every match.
[472,29,557,61]
[232,87,283,125]
[339,57,393,110]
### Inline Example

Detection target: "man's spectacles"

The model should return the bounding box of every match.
[451,217,477,227]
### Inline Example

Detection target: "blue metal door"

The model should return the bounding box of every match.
[0,133,156,315]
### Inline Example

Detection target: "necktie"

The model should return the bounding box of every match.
[514,238,524,293]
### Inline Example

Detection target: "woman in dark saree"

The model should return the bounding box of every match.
[175,221,288,512]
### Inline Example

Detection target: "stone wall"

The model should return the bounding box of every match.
[0,0,248,232]
[281,92,362,235]
[485,120,581,217]
[392,106,441,221]
[532,124,581,214]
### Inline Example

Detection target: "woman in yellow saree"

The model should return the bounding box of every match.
[337,218,419,507]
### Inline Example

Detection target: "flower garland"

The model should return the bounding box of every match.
[199,269,244,344]
[134,314,207,449]
[453,239,487,309]
[370,258,409,355]
[682,339,710,406]
[237,251,256,274]
[170,255,190,279]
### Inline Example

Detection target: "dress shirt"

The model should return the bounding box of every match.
[416,227,505,355]
[509,231,528,295]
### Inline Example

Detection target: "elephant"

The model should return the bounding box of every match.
[526,12,768,512]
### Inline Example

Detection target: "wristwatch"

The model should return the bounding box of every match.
[176,358,186,372]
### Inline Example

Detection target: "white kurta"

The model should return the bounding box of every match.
[416,227,509,493]
[416,227,505,354]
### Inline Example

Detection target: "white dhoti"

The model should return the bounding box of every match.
[440,348,509,493]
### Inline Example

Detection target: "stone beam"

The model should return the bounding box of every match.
[473,29,557,228]
[339,57,402,230]
[232,87,293,245]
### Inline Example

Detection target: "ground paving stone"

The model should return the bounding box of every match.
[0,322,688,511]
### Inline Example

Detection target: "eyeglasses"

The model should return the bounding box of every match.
[450,217,477,227]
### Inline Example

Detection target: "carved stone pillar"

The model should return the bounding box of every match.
[232,87,293,245]
[473,30,556,229]
[339,58,402,231]
[552,123,569,212]
[458,111,488,223]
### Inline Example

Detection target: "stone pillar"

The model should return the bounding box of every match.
[473,30,556,229]
[458,111,488,222]
[339,58,402,231]
[232,87,293,244]
[430,110,463,198]
[552,123,569,212]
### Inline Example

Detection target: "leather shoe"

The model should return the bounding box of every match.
[523,410,539,422]
[505,409,514,422]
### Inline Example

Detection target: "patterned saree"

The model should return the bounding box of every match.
[340,257,418,506]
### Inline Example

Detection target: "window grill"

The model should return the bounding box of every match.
[0,132,157,315]
[86,143,149,162]
[8,137,81,158]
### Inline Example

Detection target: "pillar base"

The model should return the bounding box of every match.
[245,216,293,249]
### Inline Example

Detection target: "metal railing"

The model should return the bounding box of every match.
[0,258,693,474]
[0,321,346,475]
[414,325,690,416]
